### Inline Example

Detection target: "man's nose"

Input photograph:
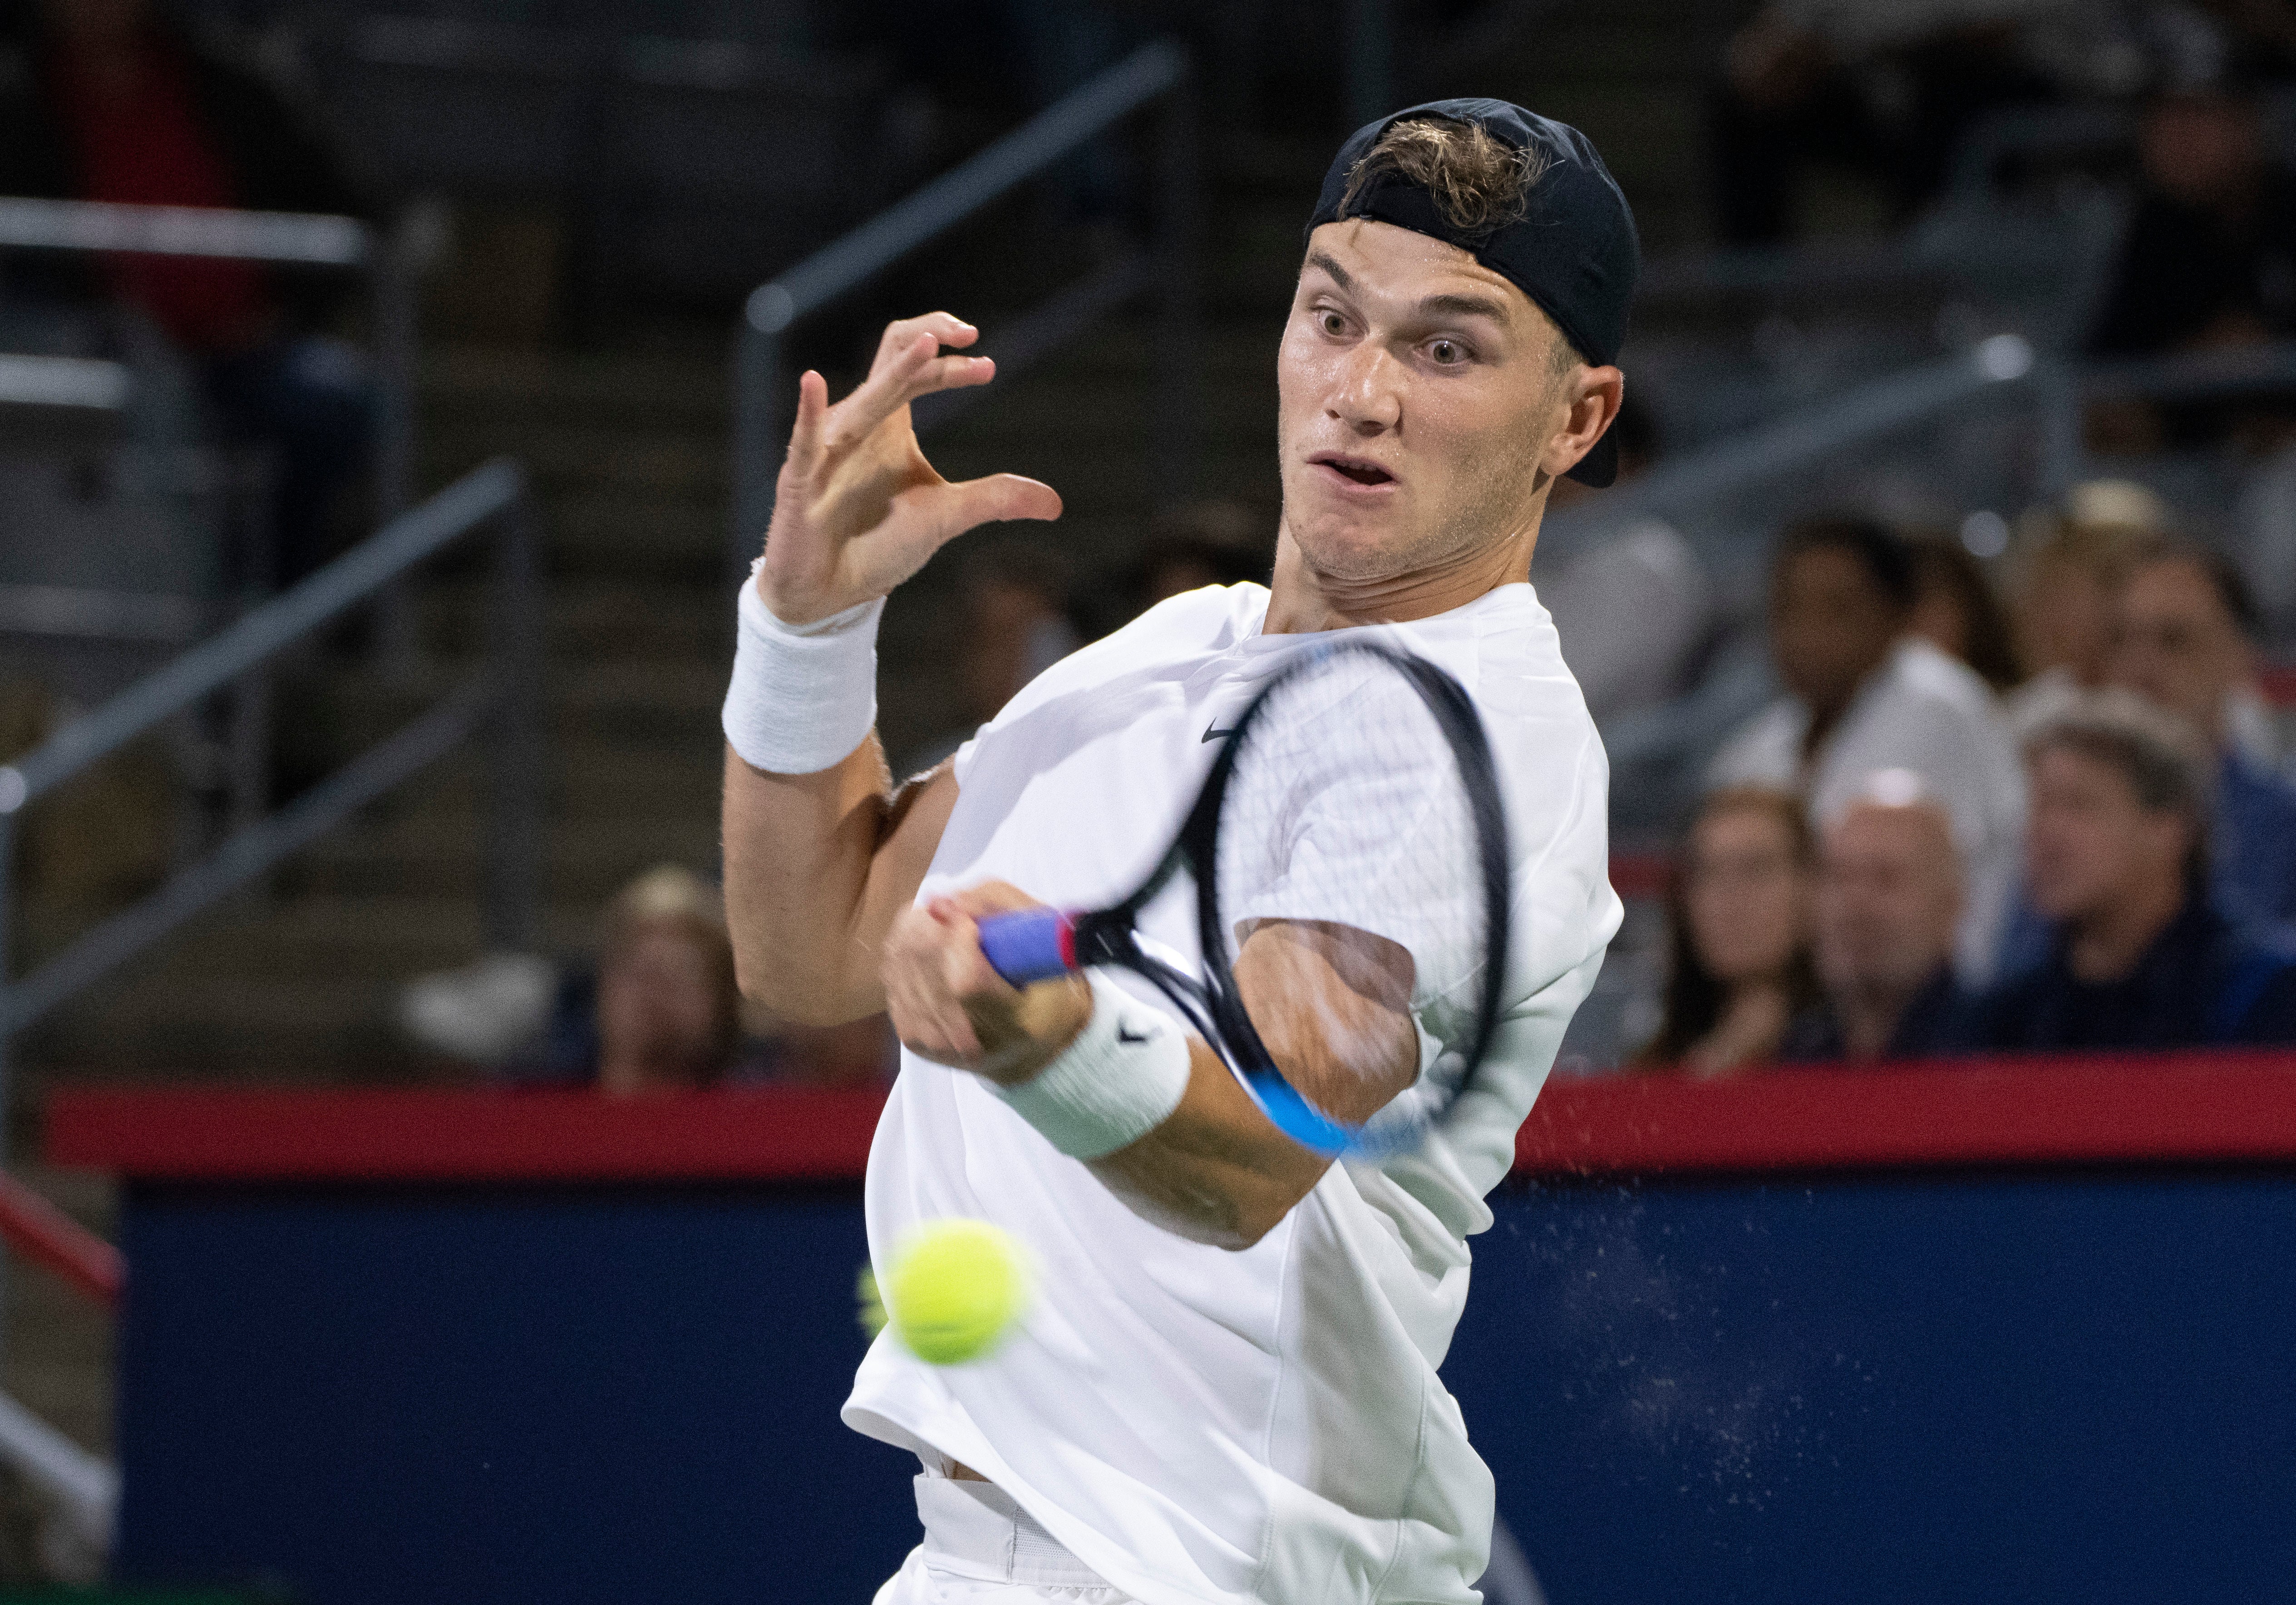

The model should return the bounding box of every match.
[1326,342,1401,433]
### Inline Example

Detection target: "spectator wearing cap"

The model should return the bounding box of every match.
[2107,540,2296,934]
[1782,778,1974,1062]
[1966,693,2296,1051]
[1709,515,2025,980]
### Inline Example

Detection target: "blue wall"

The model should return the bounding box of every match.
[116,1172,2296,1604]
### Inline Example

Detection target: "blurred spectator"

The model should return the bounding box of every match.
[402,866,896,1089]
[2087,61,2296,451]
[0,0,374,583]
[1781,776,1973,1061]
[2106,539,2296,930]
[1097,498,1272,636]
[900,537,1079,775]
[1908,533,2021,692]
[2003,480,2165,735]
[1708,0,2077,245]
[1538,394,1714,722]
[1636,788,1821,1076]
[1965,692,2296,1048]
[2238,438,2296,632]
[589,866,742,1095]
[1709,515,2025,978]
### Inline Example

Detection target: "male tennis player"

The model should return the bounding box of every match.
[722,100,1633,1604]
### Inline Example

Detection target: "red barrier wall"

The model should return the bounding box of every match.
[49,1051,2296,1183]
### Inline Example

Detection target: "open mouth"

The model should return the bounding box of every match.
[1310,452,1397,488]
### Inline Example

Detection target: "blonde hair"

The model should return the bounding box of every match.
[599,865,741,1067]
[1339,114,1550,238]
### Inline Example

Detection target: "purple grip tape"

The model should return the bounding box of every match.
[977,909,1078,986]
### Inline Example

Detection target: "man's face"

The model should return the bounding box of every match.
[596,923,722,1091]
[2015,553,2115,685]
[1275,220,1603,585]
[1815,803,1961,996]
[1770,546,1903,716]
[2023,745,2189,924]
[2109,558,2249,743]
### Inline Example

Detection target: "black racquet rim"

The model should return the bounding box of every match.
[1070,640,1511,1156]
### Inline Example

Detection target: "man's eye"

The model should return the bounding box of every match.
[1318,310,1347,336]
[1428,339,1465,365]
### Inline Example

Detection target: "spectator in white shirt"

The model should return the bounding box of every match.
[1709,515,2026,980]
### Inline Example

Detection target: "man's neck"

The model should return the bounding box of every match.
[2066,873,2188,984]
[1261,519,1539,635]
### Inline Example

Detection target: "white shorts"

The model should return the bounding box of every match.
[872,1467,1135,1604]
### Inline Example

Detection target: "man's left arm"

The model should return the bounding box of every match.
[882,883,1419,1250]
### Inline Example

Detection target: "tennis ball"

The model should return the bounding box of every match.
[887,1218,1032,1366]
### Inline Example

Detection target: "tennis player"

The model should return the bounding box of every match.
[722,100,1634,1605]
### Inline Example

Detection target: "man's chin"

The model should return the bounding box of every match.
[1286,512,1425,583]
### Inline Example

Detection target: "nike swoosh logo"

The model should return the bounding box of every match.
[1202,722,1235,743]
[1116,1021,1152,1045]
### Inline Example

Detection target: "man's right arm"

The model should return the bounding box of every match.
[717,310,1060,1023]
[722,739,956,1026]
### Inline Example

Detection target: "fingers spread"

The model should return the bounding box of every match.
[827,332,940,454]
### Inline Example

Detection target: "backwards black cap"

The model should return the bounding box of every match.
[1307,99,1640,486]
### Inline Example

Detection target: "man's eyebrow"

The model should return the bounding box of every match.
[1305,252,1512,325]
[1417,291,1512,324]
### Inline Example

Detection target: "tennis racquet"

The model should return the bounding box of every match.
[974,640,1510,1159]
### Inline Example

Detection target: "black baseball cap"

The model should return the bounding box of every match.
[1307,99,1641,486]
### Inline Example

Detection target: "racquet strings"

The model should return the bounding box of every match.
[1209,650,1492,1141]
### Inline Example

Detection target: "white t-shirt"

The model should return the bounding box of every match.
[843,581,1620,1605]
[1706,636,2026,982]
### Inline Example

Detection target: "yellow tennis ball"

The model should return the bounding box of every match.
[887,1218,1032,1366]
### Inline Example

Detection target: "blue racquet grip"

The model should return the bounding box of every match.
[977,909,1079,986]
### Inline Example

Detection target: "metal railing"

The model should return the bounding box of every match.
[0,195,442,664]
[730,39,1199,580]
[0,458,542,1103]
[0,456,536,1579]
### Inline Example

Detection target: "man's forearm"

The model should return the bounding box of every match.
[721,738,954,1026]
[1087,1046,1330,1251]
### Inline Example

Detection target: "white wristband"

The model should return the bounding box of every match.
[721,571,885,774]
[996,972,1192,1160]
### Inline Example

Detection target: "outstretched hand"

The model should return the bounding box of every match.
[754,313,1063,625]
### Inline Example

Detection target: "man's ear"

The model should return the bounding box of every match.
[1542,367,1625,482]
